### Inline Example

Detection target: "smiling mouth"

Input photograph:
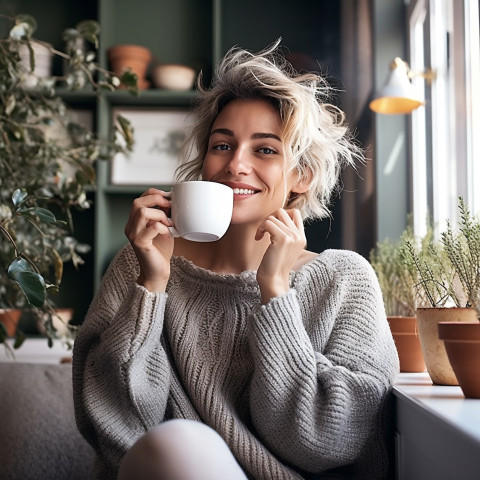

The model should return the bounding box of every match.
[232,188,257,195]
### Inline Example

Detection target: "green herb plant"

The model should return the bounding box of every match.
[400,222,459,308]
[370,227,417,317]
[441,197,480,316]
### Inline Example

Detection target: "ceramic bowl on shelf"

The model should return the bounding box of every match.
[152,64,196,90]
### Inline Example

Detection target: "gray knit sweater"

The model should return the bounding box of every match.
[72,244,399,480]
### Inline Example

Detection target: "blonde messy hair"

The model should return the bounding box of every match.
[176,39,363,221]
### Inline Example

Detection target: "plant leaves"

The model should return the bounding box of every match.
[76,20,100,36]
[46,284,60,295]
[21,207,57,223]
[0,323,7,342]
[76,20,100,49]
[117,115,135,149]
[14,14,37,36]
[5,95,15,116]
[120,70,139,96]
[12,189,28,207]
[51,248,64,284]
[13,329,26,349]
[7,258,46,307]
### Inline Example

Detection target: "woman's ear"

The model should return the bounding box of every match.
[290,170,312,194]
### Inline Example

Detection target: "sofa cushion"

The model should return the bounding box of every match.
[0,362,95,480]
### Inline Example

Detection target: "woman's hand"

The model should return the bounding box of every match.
[124,188,174,292]
[255,208,306,304]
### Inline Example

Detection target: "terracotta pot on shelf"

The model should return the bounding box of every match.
[438,321,480,398]
[415,307,478,385]
[0,308,22,337]
[387,316,426,372]
[107,44,152,90]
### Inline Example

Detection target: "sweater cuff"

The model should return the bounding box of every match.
[250,290,305,348]
[104,283,167,359]
[130,283,167,351]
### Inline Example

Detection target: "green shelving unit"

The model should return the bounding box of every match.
[3,0,341,325]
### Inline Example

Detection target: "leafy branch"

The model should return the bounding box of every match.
[0,12,137,349]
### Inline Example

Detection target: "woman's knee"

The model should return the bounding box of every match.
[144,419,223,452]
[118,419,247,480]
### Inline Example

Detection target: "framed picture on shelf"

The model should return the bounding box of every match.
[110,108,192,186]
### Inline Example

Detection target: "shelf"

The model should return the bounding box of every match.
[104,88,197,107]
[3,0,344,323]
[56,88,98,107]
[103,185,172,195]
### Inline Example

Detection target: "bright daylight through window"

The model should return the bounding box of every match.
[408,0,480,236]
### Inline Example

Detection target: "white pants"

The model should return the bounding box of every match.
[117,419,248,480]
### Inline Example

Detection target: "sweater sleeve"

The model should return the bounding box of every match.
[72,245,171,473]
[247,250,399,475]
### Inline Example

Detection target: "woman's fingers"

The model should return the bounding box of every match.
[125,189,171,238]
[256,208,307,303]
[126,206,169,242]
[255,208,306,246]
[124,189,175,292]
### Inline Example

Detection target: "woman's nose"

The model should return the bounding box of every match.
[225,147,252,175]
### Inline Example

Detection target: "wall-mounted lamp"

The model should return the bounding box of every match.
[369,57,436,115]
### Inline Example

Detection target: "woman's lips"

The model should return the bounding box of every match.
[232,187,256,195]
[222,182,261,196]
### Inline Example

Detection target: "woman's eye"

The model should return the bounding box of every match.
[258,147,276,155]
[213,143,230,151]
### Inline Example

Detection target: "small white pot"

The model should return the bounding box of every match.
[152,64,196,90]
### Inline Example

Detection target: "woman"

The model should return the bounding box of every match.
[73,40,399,480]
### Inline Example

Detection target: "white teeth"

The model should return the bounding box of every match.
[232,188,255,195]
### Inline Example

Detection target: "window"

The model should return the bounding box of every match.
[408,0,480,236]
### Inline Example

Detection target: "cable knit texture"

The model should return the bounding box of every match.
[72,244,399,480]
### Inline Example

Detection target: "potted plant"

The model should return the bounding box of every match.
[401,202,479,385]
[0,13,136,354]
[370,226,426,372]
[438,197,480,397]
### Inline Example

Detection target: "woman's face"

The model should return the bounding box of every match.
[202,98,304,225]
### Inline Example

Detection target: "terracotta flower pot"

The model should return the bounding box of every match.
[438,321,480,398]
[107,44,152,89]
[387,316,426,372]
[0,309,22,337]
[415,307,478,385]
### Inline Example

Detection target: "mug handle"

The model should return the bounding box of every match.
[162,191,179,237]
[168,224,180,238]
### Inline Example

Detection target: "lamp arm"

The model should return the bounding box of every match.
[407,67,436,86]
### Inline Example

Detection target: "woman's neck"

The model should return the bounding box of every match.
[173,224,270,274]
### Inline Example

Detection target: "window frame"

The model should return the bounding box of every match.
[407,0,480,235]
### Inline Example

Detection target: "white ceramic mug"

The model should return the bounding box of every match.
[168,181,233,242]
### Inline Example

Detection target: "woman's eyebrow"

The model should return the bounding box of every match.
[251,132,282,142]
[209,129,281,142]
[210,128,233,137]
